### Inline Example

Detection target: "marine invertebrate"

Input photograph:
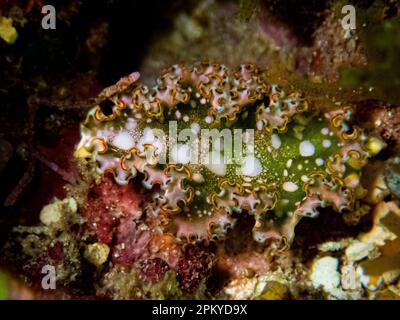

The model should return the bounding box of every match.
[75,61,375,245]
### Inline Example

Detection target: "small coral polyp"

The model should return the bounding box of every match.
[76,61,371,245]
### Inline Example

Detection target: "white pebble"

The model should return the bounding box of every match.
[311,257,340,291]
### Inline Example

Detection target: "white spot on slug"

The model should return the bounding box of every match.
[282,182,299,192]
[301,175,309,182]
[113,131,135,150]
[241,155,262,177]
[271,134,281,149]
[192,173,204,183]
[205,116,213,124]
[125,118,137,131]
[171,144,192,164]
[323,139,331,148]
[299,140,315,157]
[205,151,226,176]
[191,122,200,134]
[212,137,224,151]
